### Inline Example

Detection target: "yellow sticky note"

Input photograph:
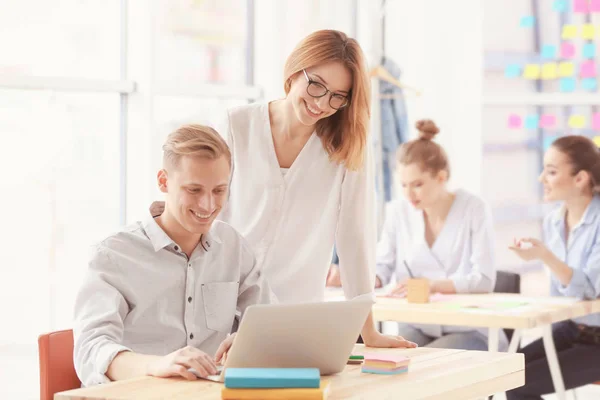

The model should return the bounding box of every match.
[523,64,541,79]
[568,115,586,129]
[558,62,575,77]
[593,137,600,147]
[541,63,558,80]
[582,24,595,39]
[562,25,577,39]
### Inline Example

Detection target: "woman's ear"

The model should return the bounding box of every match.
[436,169,449,183]
[575,170,592,192]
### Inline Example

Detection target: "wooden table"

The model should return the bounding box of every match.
[331,291,600,400]
[56,346,524,400]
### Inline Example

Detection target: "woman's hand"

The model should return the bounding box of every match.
[509,238,549,261]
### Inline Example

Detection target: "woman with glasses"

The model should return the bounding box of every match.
[218,30,416,348]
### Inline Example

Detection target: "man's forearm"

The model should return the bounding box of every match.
[360,311,378,341]
[106,351,159,381]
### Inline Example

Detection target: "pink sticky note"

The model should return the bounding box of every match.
[593,113,600,130]
[561,42,575,58]
[574,0,589,12]
[592,0,600,11]
[508,114,522,129]
[580,61,597,78]
[540,114,557,128]
[363,353,410,363]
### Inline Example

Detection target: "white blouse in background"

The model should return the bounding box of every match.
[376,189,498,337]
[218,102,376,304]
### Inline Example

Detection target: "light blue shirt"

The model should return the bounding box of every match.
[543,195,600,327]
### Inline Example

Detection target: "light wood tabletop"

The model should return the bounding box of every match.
[56,346,524,400]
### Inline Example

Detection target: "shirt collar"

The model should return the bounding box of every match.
[142,208,223,253]
[552,195,600,228]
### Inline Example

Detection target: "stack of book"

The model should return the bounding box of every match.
[221,368,329,399]
[361,353,411,375]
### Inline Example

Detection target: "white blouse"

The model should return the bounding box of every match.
[376,189,498,337]
[218,102,376,304]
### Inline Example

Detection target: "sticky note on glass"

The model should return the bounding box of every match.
[540,114,557,128]
[520,16,536,27]
[591,0,600,12]
[560,77,577,92]
[582,24,595,39]
[541,44,557,59]
[568,115,586,129]
[582,78,598,91]
[542,63,558,79]
[543,137,556,151]
[553,0,568,11]
[583,43,596,59]
[523,64,541,79]
[558,62,575,77]
[593,113,600,130]
[560,42,575,58]
[505,64,521,78]
[574,0,589,12]
[580,61,597,78]
[525,115,539,130]
[508,114,522,129]
[593,136,600,147]
[562,25,577,39]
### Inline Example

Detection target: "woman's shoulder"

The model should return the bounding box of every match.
[454,189,489,212]
[226,102,267,123]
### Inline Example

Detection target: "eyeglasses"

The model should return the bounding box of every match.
[302,69,350,110]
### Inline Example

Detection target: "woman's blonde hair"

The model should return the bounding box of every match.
[163,124,231,169]
[283,30,370,171]
[396,120,450,178]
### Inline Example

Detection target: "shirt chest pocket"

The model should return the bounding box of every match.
[201,281,239,333]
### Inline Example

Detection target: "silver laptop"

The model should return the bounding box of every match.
[199,298,373,382]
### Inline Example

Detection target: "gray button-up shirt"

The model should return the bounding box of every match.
[73,213,273,387]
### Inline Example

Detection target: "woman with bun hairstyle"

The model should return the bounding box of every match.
[506,135,600,400]
[374,119,505,351]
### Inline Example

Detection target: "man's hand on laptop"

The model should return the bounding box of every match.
[146,346,218,380]
[214,333,236,365]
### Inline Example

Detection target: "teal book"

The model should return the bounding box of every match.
[224,368,321,389]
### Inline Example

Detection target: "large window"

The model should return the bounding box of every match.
[0,1,257,399]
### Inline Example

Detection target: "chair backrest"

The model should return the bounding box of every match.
[494,270,521,294]
[493,271,521,343]
[38,329,80,400]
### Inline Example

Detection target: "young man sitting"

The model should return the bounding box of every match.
[73,124,272,387]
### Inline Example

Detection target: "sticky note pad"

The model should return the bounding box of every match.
[560,77,577,92]
[505,64,521,78]
[542,63,558,79]
[520,16,536,27]
[508,114,522,129]
[560,42,575,58]
[540,114,557,128]
[582,24,595,39]
[583,43,597,59]
[593,113,600,130]
[591,0,600,11]
[594,136,600,147]
[562,25,577,39]
[568,115,586,129]
[553,0,568,11]
[559,62,575,77]
[582,78,598,91]
[574,0,589,12]
[525,115,540,130]
[580,61,597,78]
[523,64,541,79]
[541,44,557,59]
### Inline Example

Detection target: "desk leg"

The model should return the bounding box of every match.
[507,329,522,353]
[488,328,500,352]
[542,326,566,400]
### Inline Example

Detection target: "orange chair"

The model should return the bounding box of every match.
[38,329,81,400]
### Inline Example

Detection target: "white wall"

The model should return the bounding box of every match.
[382,0,484,194]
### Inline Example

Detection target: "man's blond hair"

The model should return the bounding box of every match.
[162,124,231,169]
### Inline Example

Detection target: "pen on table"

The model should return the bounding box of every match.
[403,260,415,279]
